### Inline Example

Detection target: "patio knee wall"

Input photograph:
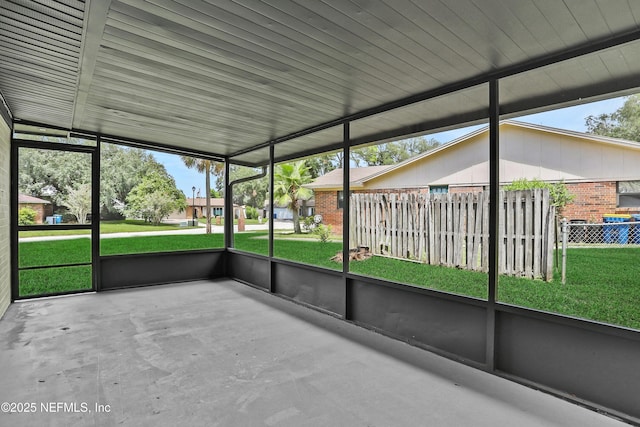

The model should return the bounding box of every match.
[0,113,10,318]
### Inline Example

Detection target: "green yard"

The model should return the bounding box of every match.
[16,232,640,329]
[19,220,199,238]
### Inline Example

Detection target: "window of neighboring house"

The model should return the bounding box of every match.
[213,207,223,216]
[337,191,344,209]
[298,206,315,217]
[618,181,640,207]
[429,185,449,194]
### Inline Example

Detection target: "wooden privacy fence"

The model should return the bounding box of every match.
[349,189,555,280]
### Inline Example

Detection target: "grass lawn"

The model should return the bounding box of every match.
[20,266,92,296]
[101,234,224,255]
[16,232,640,329]
[19,238,92,268]
[234,232,342,270]
[19,220,198,238]
[200,217,267,226]
[100,220,199,233]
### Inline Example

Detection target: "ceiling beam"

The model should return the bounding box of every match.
[72,0,112,129]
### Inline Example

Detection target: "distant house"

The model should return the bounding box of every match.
[264,198,315,220]
[306,121,640,232]
[167,197,229,221]
[18,194,52,224]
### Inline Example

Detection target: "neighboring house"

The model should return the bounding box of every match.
[307,120,640,232]
[264,198,315,220]
[168,197,228,220]
[18,194,52,224]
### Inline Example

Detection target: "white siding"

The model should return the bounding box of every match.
[365,124,640,189]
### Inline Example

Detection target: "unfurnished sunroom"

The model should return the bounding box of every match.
[1,1,640,425]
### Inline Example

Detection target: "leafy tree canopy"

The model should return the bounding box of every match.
[226,165,269,209]
[61,183,92,224]
[350,136,440,167]
[274,161,313,233]
[18,144,170,220]
[586,94,640,141]
[18,148,91,207]
[124,169,186,225]
[100,144,162,218]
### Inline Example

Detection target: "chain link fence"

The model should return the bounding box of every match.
[561,218,640,283]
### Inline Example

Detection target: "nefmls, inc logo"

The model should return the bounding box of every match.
[41,402,90,413]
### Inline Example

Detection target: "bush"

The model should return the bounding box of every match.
[313,224,332,243]
[245,206,259,219]
[302,216,316,233]
[18,207,37,225]
[503,178,575,214]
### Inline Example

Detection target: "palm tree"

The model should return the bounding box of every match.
[180,157,223,234]
[274,161,313,234]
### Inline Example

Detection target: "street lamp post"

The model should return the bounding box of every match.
[192,186,196,225]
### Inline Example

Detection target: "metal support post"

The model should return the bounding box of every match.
[561,218,568,285]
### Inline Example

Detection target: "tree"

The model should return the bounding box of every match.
[124,169,186,225]
[19,144,169,220]
[586,94,640,141]
[18,148,91,209]
[351,136,440,166]
[306,152,341,178]
[100,145,161,219]
[274,161,313,233]
[227,166,269,209]
[61,183,92,224]
[181,157,223,233]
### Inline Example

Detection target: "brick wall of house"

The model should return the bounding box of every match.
[0,115,10,318]
[315,191,343,234]
[449,186,485,194]
[561,181,640,221]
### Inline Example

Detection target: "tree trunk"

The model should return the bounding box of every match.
[292,205,301,233]
[205,162,212,234]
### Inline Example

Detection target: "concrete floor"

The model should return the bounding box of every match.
[0,279,629,427]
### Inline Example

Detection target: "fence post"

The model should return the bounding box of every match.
[561,218,568,285]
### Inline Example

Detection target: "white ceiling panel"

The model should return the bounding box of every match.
[1,0,640,162]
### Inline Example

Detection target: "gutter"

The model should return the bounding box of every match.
[229,166,267,187]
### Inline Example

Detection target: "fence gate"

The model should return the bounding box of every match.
[350,189,555,280]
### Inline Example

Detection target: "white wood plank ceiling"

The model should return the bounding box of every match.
[1,0,640,163]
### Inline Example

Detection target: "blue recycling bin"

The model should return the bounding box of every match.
[632,214,640,244]
[54,214,63,224]
[603,215,631,244]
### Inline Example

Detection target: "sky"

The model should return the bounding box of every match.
[157,95,628,196]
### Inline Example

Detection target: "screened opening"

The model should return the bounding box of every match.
[346,83,490,299]
[274,126,344,271]
[498,51,640,330]
[229,146,270,256]
[99,141,225,255]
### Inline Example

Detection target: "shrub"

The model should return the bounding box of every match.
[18,207,37,225]
[313,224,332,243]
[245,206,259,219]
[503,178,575,214]
[302,216,316,233]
